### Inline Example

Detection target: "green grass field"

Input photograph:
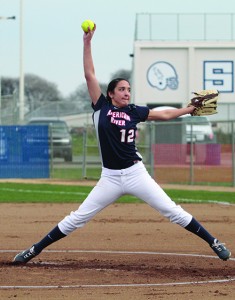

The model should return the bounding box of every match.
[0,182,234,204]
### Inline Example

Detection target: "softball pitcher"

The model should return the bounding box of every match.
[14,24,231,264]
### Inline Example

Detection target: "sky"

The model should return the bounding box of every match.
[1,0,235,97]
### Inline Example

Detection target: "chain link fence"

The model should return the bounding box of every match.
[50,119,235,187]
[0,99,234,186]
[0,92,19,125]
[0,120,235,186]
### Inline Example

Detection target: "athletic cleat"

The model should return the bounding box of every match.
[13,246,38,263]
[210,239,231,261]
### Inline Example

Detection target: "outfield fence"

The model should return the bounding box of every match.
[0,120,234,187]
[70,120,235,187]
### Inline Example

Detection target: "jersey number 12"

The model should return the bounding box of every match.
[120,129,134,143]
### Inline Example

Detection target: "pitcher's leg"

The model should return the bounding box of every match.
[58,175,122,235]
[126,169,192,227]
[14,175,122,263]
[124,168,231,260]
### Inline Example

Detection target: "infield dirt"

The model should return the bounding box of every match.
[0,201,235,299]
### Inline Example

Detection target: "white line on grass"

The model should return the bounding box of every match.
[0,187,234,205]
[0,187,87,195]
[175,198,235,206]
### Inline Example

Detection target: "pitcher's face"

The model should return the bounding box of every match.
[109,80,131,108]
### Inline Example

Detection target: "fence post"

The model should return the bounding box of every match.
[49,124,53,178]
[189,123,194,185]
[82,126,87,179]
[149,122,155,178]
[0,78,1,125]
[232,121,235,187]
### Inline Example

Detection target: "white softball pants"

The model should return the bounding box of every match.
[58,161,192,235]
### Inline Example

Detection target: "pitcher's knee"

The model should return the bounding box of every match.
[164,205,192,227]
[58,212,89,235]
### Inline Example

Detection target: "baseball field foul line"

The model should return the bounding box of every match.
[1,278,235,289]
[1,187,235,205]
[0,187,87,195]
[1,249,235,260]
[1,250,235,289]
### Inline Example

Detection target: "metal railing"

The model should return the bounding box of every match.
[134,13,235,41]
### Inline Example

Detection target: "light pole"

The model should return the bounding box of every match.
[0,16,16,125]
[19,0,24,123]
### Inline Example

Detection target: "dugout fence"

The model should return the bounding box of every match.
[0,120,234,187]
[0,125,49,178]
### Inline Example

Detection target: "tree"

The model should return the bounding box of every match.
[67,69,132,111]
[1,77,18,96]
[25,74,63,112]
[110,69,132,82]
[1,69,132,118]
[1,74,63,113]
[68,82,108,112]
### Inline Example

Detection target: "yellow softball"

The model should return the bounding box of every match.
[81,20,95,33]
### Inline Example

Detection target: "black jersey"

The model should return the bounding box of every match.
[92,94,149,169]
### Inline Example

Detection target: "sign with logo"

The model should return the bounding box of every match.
[147,61,179,91]
[203,61,234,92]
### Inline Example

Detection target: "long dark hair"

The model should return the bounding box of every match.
[106,78,130,102]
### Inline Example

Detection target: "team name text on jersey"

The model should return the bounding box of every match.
[107,110,131,126]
